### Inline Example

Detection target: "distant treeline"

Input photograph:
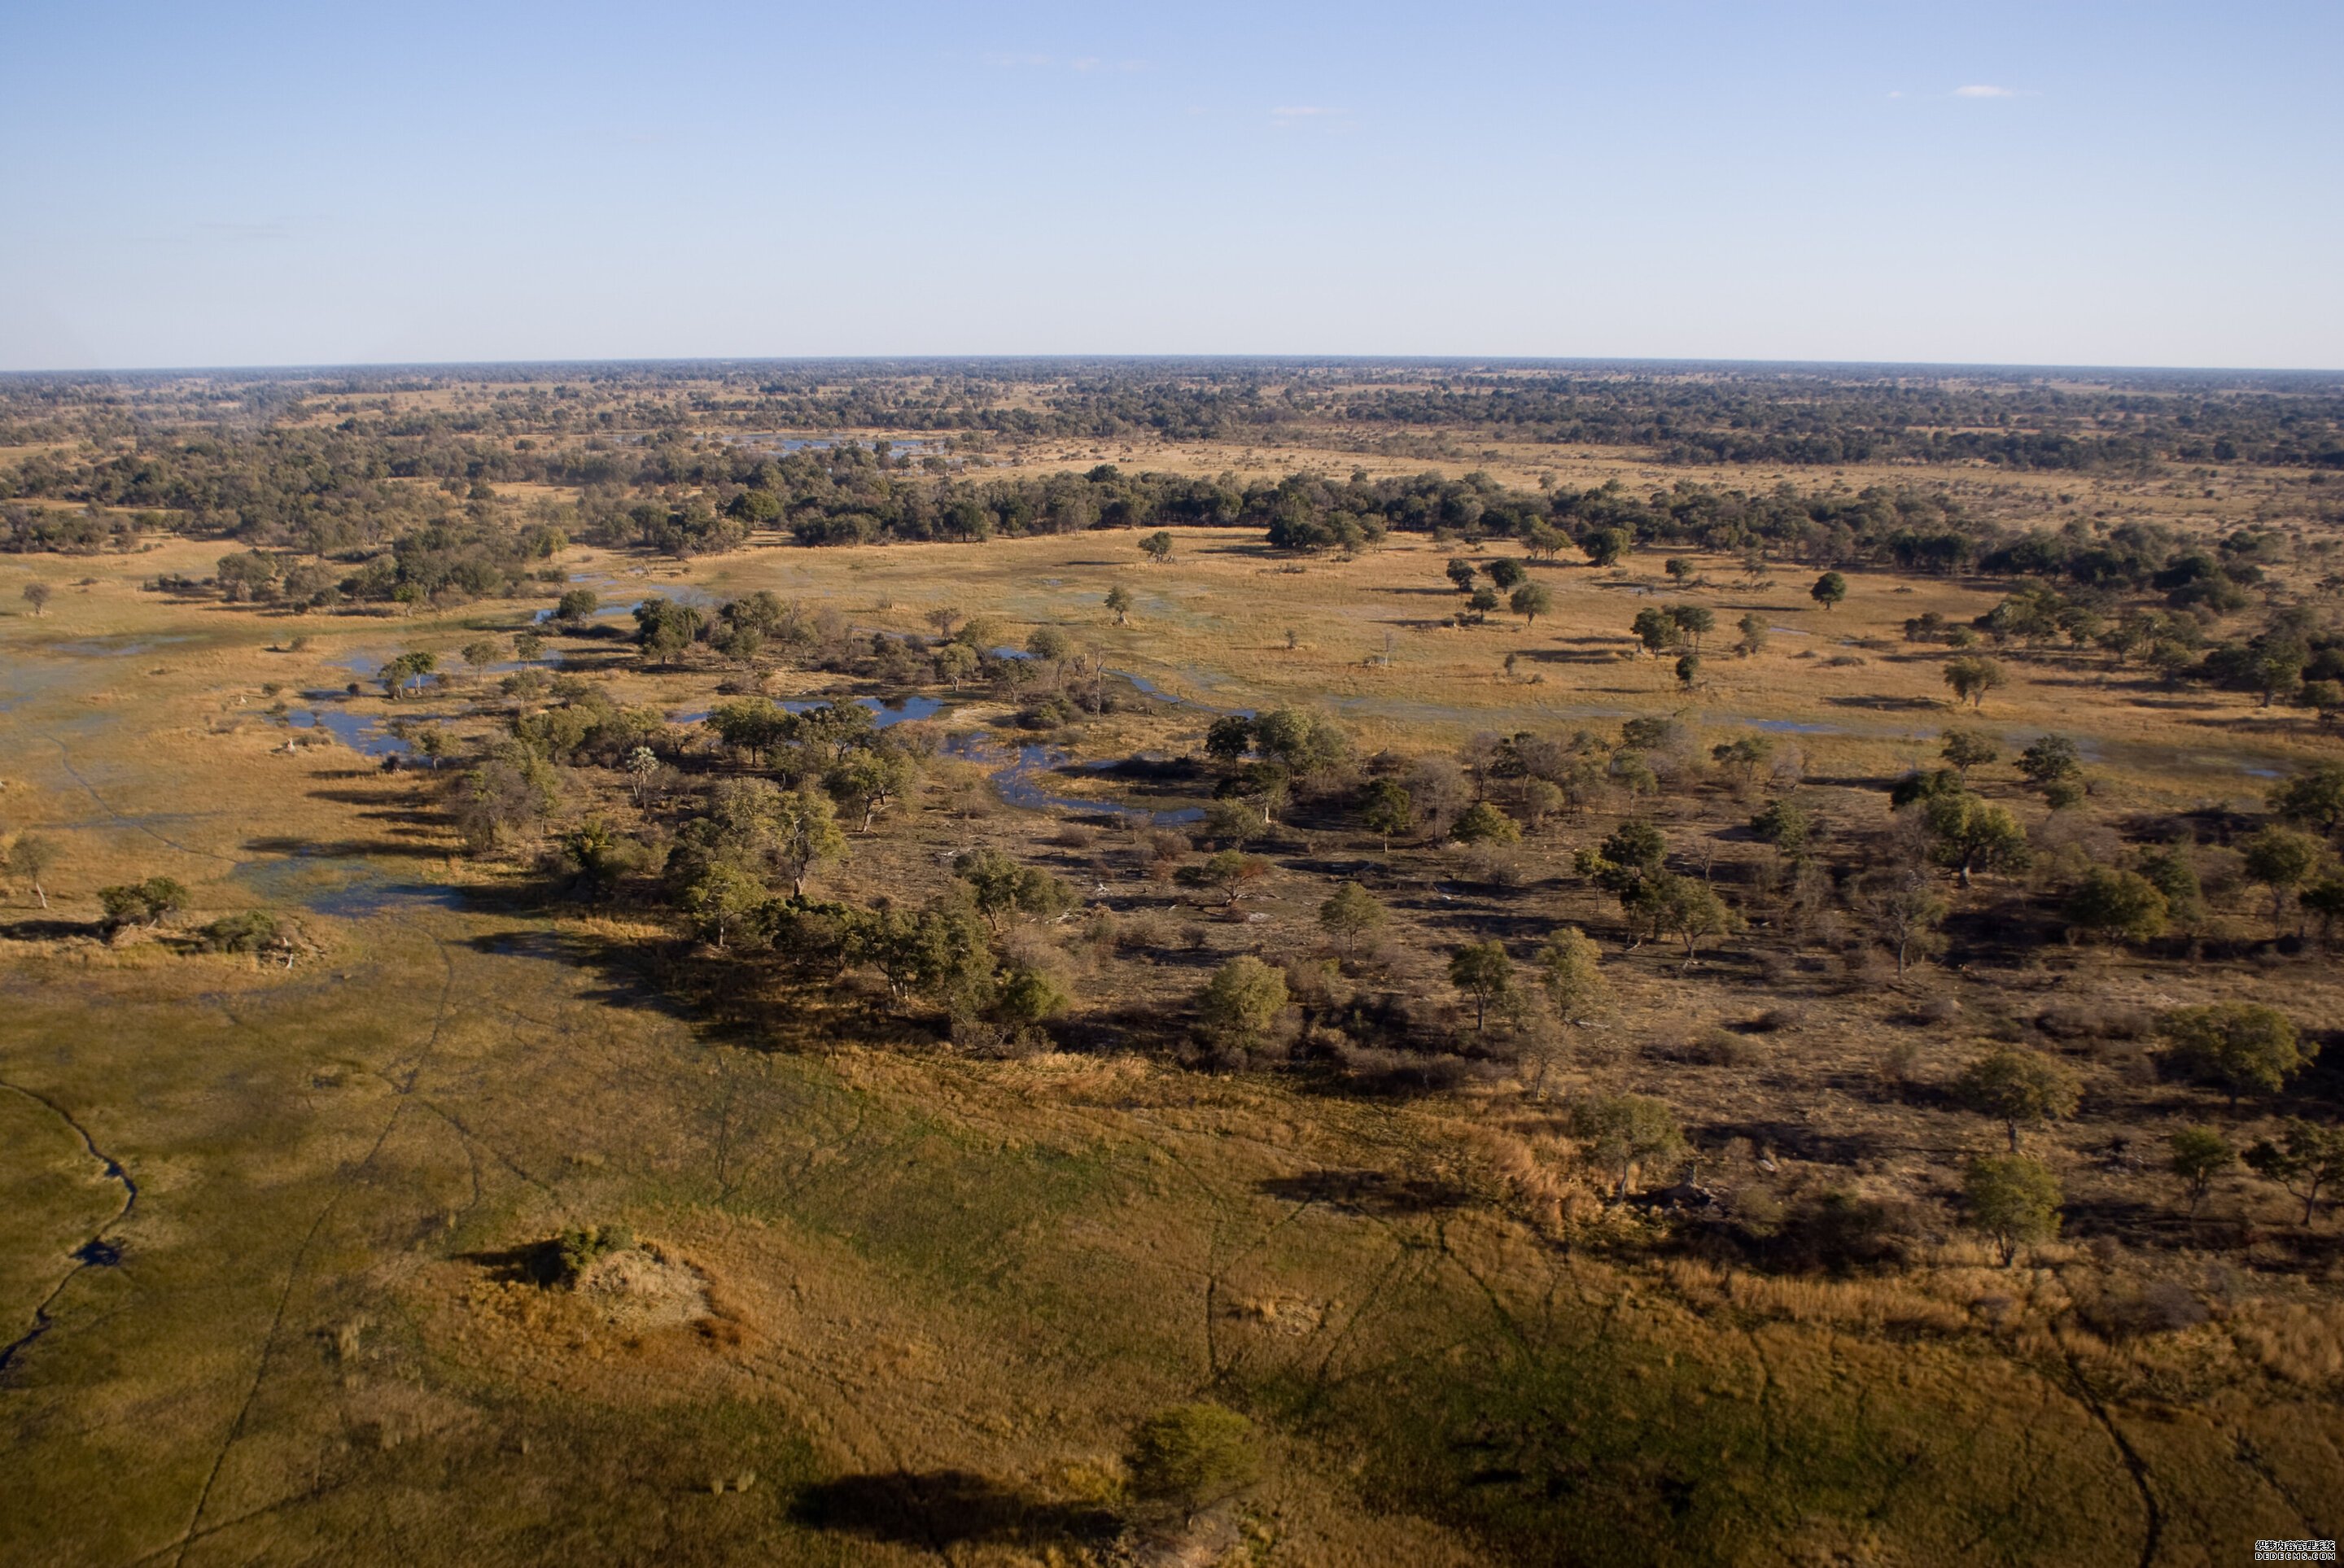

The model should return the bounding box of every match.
[6,362,2342,472]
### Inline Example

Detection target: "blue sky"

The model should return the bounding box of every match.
[2,1,2337,370]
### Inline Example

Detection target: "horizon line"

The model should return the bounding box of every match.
[2,353,2341,382]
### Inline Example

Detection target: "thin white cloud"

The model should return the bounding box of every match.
[1954,84,2018,98]
[1271,106,1340,118]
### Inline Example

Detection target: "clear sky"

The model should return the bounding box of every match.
[2,1,2337,371]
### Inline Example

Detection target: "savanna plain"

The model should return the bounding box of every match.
[2,360,2343,1566]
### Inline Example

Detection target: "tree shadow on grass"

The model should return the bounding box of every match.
[1257,1168,1474,1216]
[789,1470,1116,1549]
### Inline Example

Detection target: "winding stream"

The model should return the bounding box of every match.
[0,1081,137,1379]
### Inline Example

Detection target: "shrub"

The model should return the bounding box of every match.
[2063,867,2168,942]
[1126,1404,1260,1515]
[1196,956,1289,1055]
[2158,1002,2307,1107]
[553,1223,635,1285]
[1964,1155,2061,1266]
[1952,1049,2080,1151]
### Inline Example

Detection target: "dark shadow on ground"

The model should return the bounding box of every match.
[1257,1168,1475,1216]
[789,1470,1117,1548]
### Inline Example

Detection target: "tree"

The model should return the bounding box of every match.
[1809,571,1848,611]
[1360,779,1414,849]
[1466,587,1500,622]
[1318,883,1386,958]
[2244,1120,2344,1226]
[1510,583,1553,626]
[829,747,917,832]
[2016,735,2083,797]
[1940,729,1998,779]
[1197,955,1288,1052]
[5,833,57,909]
[2241,826,2324,928]
[1104,584,1134,625]
[624,745,663,806]
[2063,867,2169,943]
[1734,612,1768,657]
[1674,653,1701,691]
[1964,1155,2060,1266]
[952,848,1070,930]
[1854,868,1948,976]
[380,649,437,700]
[1251,707,1348,776]
[1125,1404,1259,1518]
[934,640,979,690]
[2269,762,2344,836]
[681,863,767,950]
[461,638,503,674]
[1571,1095,1684,1199]
[773,786,846,897]
[1536,926,1606,1023]
[1630,606,1681,658]
[1205,714,1253,764]
[2168,1127,2234,1216]
[2159,1002,2306,1107]
[1025,624,1073,674]
[1920,792,2030,887]
[1485,557,1527,591]
[1448,941,1518,1030]
[1943,656,2007,710]
[97,876,188,932]
[1581,527,1628,568]
[22,580,52,617]
[1445,557,1480,592]
[1138,531,1174,564]
[1953,1049,2081,1151]
[1451,801,1520,845]
[1652,874,1733,959]
[1667,604,1715,649]
[554,587,599,623]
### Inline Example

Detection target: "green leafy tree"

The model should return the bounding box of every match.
[97,876,189,932]
[1447,941,1519,1031]
[1940,729,1998,779]
[1581,527,1628,568]
[1667,603,1715,649]
[2016,735,2083,795]
[2168,1127,2234,1216]
[829,747,918,832]
[1317,882,1386,958]
[1953,1049,2081,1151]
[5,833,57,909]
[1445,557,1479,592]
[682,863,768,950]
[380,649,437,700]
[1510,583,1553,626]
[2241,826,2324,928]
[1733,612,1768,657]
[2268,762,2344,835]
[1251,707,1348,776]
[934,640,980,690]
[1630,606,1681,658]
[2158,1002,2306,1107]
[1536,925,1607,1023]
[1571,1095,1684,1199]
[1943,656,2007,710]
[1138,531,1174,564]
[1361,779,1414,849]
[1853,867,1948,976]
[1196,955,1288,1052]
[1964,1155,2061,1266]
[1674,652,1701,691]
[1809,571,1848,611]
[773,785,846,897]
[2063,867,2169,943]
[23,580,53,617]
[2244,1120,2344,1226]
[1103,584,1134,625]
[1920,792,2030,887]
[952,848,1073,930]
[1125,1404,1260,1518]
[1451,801,1520,845]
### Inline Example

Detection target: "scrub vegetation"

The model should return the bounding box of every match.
[2,360,2342,1565]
